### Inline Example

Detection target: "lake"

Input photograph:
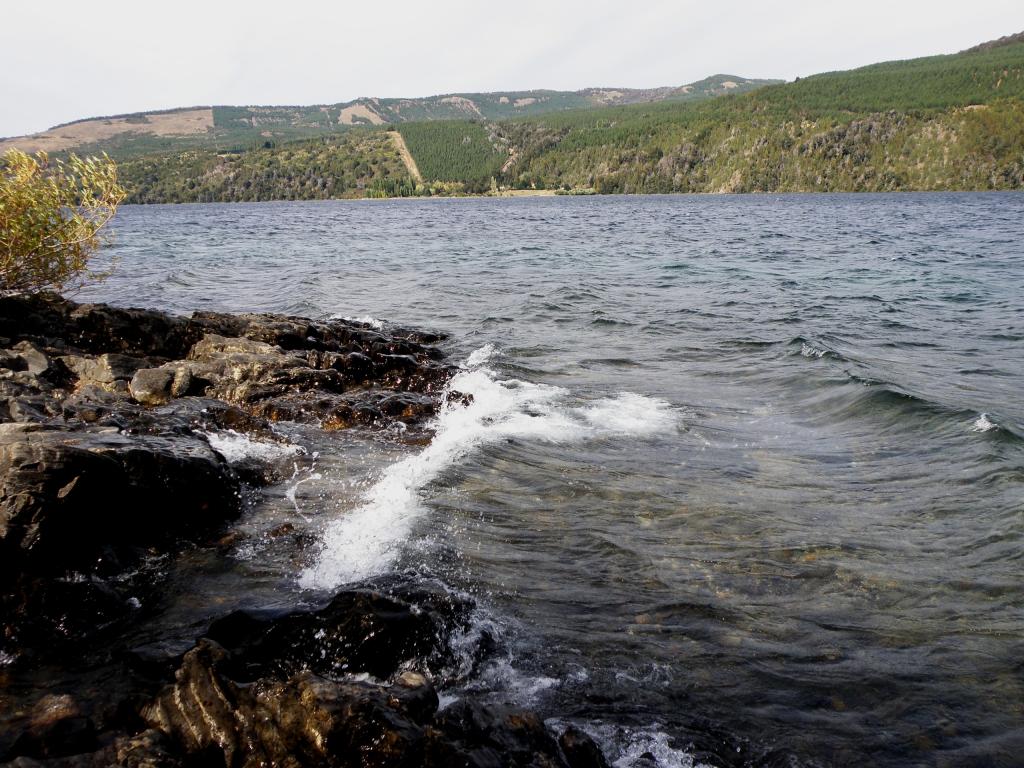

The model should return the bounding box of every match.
[78,193,1024,767]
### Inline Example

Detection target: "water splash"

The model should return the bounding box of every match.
[801,342,827,358]
[202,429,305,463]
[549,720,711,768]
[970,413,997,432]
[300,346,679,590]
[332,313,385,330]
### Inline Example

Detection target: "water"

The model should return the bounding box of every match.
[76,194,1024,767]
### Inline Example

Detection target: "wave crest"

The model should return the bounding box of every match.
[300,347,678,590]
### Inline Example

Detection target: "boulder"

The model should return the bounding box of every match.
[62,353,149,390]
[128,368,175,406]
[131,586,606,768]
[138,638,608,768]
[0,424,241,574]
[203,583,474,682]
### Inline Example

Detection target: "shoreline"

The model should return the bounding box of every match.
[0,293,610,767]
[116,187,1024,207]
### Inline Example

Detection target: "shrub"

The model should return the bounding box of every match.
[0,149,126,294]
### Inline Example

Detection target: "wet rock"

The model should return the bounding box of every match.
[0,290,453,582]
[2,571,142,654]
[4,695,98,761]
[436,700,568,765]
[262,389,440,430]
[559,726,612,768]
[266,522,294,538]
[0,295,486,766]
[0,294,453,435]
[0,293,195,360]
[204,584,472,682]
[2,584,608,768]
[0,424,241,574]
[107,729,183,768]
[135,619,606,768]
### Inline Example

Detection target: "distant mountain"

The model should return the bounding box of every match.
[0,75,780,160]
[109,31,1024,203]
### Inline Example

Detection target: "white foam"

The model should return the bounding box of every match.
[554,721,711,768]
[283,454,323,519]
[609,727,709,768]
[437,693,460,711]
[202,430,305,463]
[461,657,561,706]
[971,413,997,432]
[465,342,497,368]
[0,650,15,667]
[579,393,678,436]
[333,314,385,331]
[801,342,827,358]
[300,347,679,590]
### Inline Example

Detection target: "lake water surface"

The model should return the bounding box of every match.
[80,194,1024,767]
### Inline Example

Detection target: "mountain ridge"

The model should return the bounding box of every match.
[111,31,1024,202]
[0,75,780,158]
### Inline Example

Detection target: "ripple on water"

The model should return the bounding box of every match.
[78,194,1024,768]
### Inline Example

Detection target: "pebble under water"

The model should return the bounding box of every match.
[74,193,1024,767]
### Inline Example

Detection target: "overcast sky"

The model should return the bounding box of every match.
[2,0,1021,137]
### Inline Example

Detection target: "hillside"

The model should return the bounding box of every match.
[120,130,415,204]
[0,75,779,160]
[113,33,1024,202]
[496,36,1024,193]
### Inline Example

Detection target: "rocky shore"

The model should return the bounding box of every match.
[0,295,608,767]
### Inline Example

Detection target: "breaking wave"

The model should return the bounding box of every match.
[300,346,679,590]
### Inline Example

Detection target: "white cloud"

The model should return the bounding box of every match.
[1,0,1021,136]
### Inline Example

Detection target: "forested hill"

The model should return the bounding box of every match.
[0,75,778,160]
[110,33,1024,201]
[500,34,1024,193]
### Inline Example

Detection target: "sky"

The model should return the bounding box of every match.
[1,0,1021,137]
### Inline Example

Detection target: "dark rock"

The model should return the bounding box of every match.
[204,584,472,682]
[0,293,195,359]
[0,424,241,575]
[136,633,601,768]
[0,294,454,435]
[1,583,608,768]
[3,572,136,652]
[266,522,294,538]
[10,344,50,378]
[559,726,611,768]
[0,296,504,767]
[5,695,98,761]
